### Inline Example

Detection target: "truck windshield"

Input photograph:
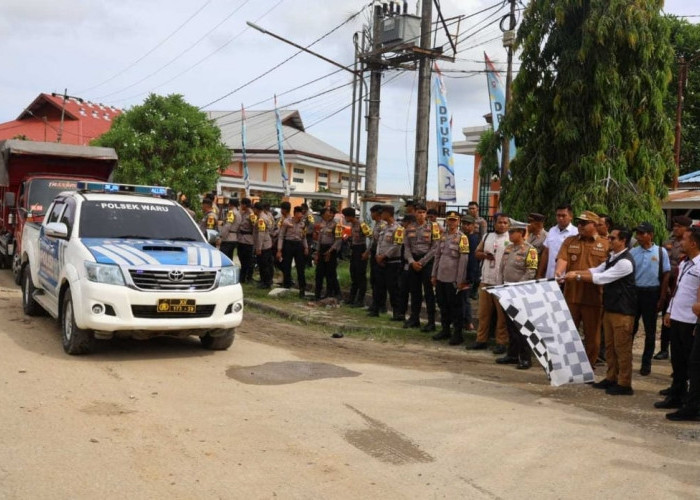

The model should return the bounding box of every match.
[79,200,203,241]
[27,179,81,216]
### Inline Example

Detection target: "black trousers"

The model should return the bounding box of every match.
[256,247,274,287]
[685,325,700,411]
[349,244,368,304]
[435,281,463,334]
[375,260,401,316]
[669,319,696,401]
[220,241,237,261]
[505,316,532,363]
[407,260,436,322]
[238,243,254,283]
[281,240,306,290]
[398,265,410,318]
[315,244,340,298]
[368,249,385,312]
[632,287,661,368]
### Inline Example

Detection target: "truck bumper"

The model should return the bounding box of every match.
[72,279,244,333]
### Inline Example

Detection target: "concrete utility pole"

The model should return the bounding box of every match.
[51,89,83,143]
[412,0,433,202]
[364,3,384,199]
[500,0,517,179]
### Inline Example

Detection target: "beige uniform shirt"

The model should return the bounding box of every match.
[278,217,308,251]
[501,242,538,283]
[432,230,469,284]
[219,207,240,242]
[254,212,273,252]
[237,209,256,245]
[404,221,440,265]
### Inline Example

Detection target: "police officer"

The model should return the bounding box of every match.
[366,205,386,316]
[526,212,547,255]
[431,211,469,344]
[199,198,218,240]
[219,198,240,260]
[375,205,405,321]
[403,203,439,331]
[495,221,539,369]
[314,207,342,300]
[253,202,274,289]
[342,207,372,307]
[301,203,315,267]
[237,198,256,283]
[396,213,417,323]
[277,206,309,297]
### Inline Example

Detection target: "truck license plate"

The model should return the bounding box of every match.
[157,298,196,314]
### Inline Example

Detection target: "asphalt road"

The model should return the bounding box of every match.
[1,269,699,499]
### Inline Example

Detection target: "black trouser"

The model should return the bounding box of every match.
[349,244,368,304]
[407,258,435,323]
[368,248,385,312]
[397,264,410,318]
[632,287,661,369]
[435,281,463,334]
[375,260,401,316]
[669,319,696,401]
[685,325,700,411]
[238,242,254,283]
[315,244,340,298]
[659,294,673,352]
[220,241,237,261]
[305,235,314,267]
[505,316,532,363]
[257,247,274,287]
[281,240,306,290]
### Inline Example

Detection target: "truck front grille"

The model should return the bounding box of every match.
[131,305,216,318]
[128,270,217,291]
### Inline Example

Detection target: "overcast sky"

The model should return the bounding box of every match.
[0,0,696,204]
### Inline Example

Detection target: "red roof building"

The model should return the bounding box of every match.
[0,93,121,145]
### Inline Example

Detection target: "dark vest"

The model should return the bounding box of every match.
[602,250,637,315]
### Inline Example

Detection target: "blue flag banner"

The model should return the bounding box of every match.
[484,53,516,171]
[241,104,250,197]
[274,95,290,197]
[433,64,456,202]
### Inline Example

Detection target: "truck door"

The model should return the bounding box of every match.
[38,200,68,297]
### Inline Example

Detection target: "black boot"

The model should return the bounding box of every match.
[432,330,450,341]
[448,332,464,345]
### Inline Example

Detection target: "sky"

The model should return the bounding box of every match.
[0,0,697,205]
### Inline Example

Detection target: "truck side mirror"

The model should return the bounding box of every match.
[45,222,69,239]
[3,192,15,207]
[205,229,220,246]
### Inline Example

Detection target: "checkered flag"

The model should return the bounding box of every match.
[487,280,594,386]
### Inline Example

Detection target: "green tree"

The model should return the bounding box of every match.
[502,0,675,233]
[475,128,500,182]
[309,188,331,212]
[664,16,700,177]
[93,94,231,209]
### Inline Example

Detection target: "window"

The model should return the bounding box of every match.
[293,177,304,184]
[59,198,77,236]
[318,172,328,179]
[318,182,327,188]
[341,176,349,181]
[293,167,305,174]
[46,202,64,224]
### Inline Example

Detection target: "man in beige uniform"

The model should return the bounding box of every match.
[253,202,274,289]
[237,198,256,283]
[277,206,309,297]
[219,198,240,260]
[314,207,342,300]
[526,212,547,255]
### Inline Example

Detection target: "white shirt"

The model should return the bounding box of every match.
[479,231,510,285]
[669,254,700,324]
[590,249,634,285]
[543,222,578,279]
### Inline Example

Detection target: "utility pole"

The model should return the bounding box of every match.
[51,89,83,143]
[353,32,366,208]
[364,3,384,199]
[673,57,687,189]
[347,34,360,207]
[500,0,517,179]
[413,0,433,202]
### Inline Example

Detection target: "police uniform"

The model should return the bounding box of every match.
[237,207,257,283]
[219,205,240,260]
[278,216,308,293]
[254,210,274,288]
[304,212,315,267]
[499,236,538,367]
[376,220,404,319]
[315,217,342,299]
[527,229,547,255]
[431,212,469,343]
[368,218,388,314]
[404,219,440,329]
[347,218,372,306]
[199,209,217,239]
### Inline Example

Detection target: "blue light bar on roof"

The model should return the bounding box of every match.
[76,181,173,198]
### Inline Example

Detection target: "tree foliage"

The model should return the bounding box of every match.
[502,0,675,234]
[664,16,700,176]
[475,128,500,182]
[93,94,231,206]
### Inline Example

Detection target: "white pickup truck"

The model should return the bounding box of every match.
[20,181,243,354]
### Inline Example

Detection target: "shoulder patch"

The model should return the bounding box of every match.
[394,226,404,245]
[206,213,216,229]
[334,224,343,238]
[459,234,469,254]
[250,213,258,224]
[257,218,267,231]
[432,222,441,240]
[360,222,372,237]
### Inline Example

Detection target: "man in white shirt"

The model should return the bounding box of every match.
[537,204,578,279]
[655,227,700,410]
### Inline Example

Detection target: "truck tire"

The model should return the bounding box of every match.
[61,289,94,355]
[22,265,43,316]
[200,329,235,350]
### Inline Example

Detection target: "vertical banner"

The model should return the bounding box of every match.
[433,63,456,202]
[274,95,290,197]
[241,104,250,197]
[487,280,595,386]
[484,53,516,171]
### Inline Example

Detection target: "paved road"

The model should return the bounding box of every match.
[0,270,698,499]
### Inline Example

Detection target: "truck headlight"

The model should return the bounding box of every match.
[219,266,240,287]
[85,262,125,286]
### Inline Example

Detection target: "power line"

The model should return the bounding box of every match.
[78,0,213,94]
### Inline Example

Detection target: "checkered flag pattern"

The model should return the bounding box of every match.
[487,279,594,386]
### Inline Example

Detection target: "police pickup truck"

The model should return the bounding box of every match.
[20,181,243,355]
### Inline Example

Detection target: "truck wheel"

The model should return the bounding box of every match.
[22,265,43,316]
[13,258,22,285]
[61,289,94,355]
[200,329,235,350]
